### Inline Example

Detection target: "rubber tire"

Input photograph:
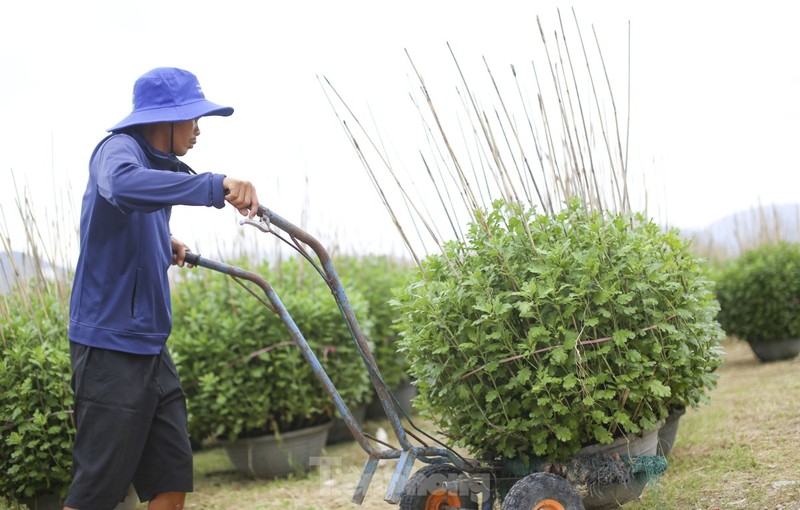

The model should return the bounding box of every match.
[501,472,585,510]
[399,464,479,510]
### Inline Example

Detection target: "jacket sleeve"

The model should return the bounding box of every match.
[96,136,226,213]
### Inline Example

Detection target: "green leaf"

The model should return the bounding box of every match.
[612,329,634,347]
[648,380,672,398]
[550,347,568,364]
[554,425,573,442]
[562,374,578,390]
[593,427,613,445]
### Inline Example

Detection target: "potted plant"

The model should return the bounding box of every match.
[170,256,373,478]
[1,282,75,509]
[714,241,800,362]
[392,200,724,504]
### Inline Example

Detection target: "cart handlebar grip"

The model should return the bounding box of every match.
[172,249,201,267]
[184,251,201,266]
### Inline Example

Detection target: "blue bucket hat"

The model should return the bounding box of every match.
[108,67,233,132]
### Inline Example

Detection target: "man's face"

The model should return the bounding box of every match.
[171,118,200,156]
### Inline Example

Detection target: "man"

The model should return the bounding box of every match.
[65,67,258,510]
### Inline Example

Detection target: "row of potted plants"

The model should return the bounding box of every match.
[0,253,413,503]
[168,254,412,477]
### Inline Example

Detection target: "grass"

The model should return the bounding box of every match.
[629,340,800,509]
[125,338,798,510]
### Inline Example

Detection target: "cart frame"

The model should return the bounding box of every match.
[184,206,491,507]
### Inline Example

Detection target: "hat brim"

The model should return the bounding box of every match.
[107,99,234,132]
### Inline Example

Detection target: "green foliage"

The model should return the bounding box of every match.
[714,241,800,343]
[170,256,375,441]
[0,284,74,501]
[392,200,724,462]
[333,254,413,389]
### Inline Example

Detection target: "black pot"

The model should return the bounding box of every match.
[19,486,137,510]
[18,493,63,510]
[657,406,686,457]
[222,421,332,478]
[365,381,418,420]
[747,338,800,362]
[326,404,367,445]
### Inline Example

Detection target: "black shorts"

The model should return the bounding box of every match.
[64,343,193,509]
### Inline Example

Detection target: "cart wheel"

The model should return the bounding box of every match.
[399,464,479,510]
[501,472,584,510]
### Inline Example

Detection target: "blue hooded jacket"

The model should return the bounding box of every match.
[68,132,227,355]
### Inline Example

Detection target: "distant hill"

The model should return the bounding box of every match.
[0,251,68,294]
[679,203,800,258]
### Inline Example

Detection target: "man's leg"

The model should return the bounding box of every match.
[147,491,186,510]
[64,344,158,510]
[63,490,187,509]
[134,348,193,506]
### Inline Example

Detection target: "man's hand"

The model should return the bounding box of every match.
[171,236,194,268]
[222,177,260,219]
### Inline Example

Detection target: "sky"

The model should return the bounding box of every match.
[1,0,798,263]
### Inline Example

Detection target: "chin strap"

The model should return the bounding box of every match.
[169,123,175,155]
[121,128,196,175]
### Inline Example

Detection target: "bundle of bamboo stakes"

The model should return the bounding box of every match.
[322,8,642,264]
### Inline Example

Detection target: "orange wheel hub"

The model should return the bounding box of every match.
[425,488,463,510]
[534,500,566,510]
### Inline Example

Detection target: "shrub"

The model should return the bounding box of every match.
[0,283,74,502]
[170,256,374,441]
[714,241,800,344]
[392,200,724,462]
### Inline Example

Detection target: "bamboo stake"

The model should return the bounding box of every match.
[319,11,635,265]
[512,64,554,216]
[558,9,604,213]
